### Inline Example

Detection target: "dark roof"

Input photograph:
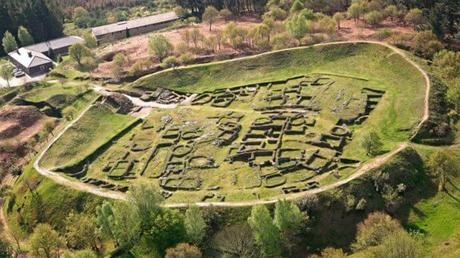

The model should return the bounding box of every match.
[92,11,179,36]
[24,36,84,53]
[8,48,52,68]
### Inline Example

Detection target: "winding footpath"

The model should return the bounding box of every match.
[32,41,431,207]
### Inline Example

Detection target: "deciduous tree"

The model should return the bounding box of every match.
[69,43,92,67]
[371,230,421,258]
[353,212,402,250]
[184,206,207,245]
[361,131,383,156]
[0,63,14,88]
[428,150,451,192]
[65,213,100,251]
[202,6,219,31]
[149,35,173,61]
[30,224,64,258]
[18,26,34,46]
[111,53,126,79]
[248,205,281,257]
[2,31,17,53]
[405,8,424,29]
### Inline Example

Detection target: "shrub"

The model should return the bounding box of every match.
[179,53,193,65]
[374,28,394,40]
[364,11,385,26]
[353,212,402,250]
[361,131,383,156]
[129,59,151,76]
[316,16,336,34]
[371,230,421,258]
[165,243,202,258]
[412,31,443,58]
[161,56,178,69]
[433,50,460,79]
[271,32,295,50]
[405,8,424,29]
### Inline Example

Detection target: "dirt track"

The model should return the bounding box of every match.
[32,41,431,207]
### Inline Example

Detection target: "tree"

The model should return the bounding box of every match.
[333,12,344,30]
[384,5,400,22]
[30,224,64,258]
[147,209,186,254]
[96,201,142,252]
[428,151,451,192]
[202,6,219,31]
[405,8,424,29]
[0,63,14,88]
[286,14,309,43]
[73,7,90,28]
[371,230,421,258]
[212,223,258,257]
[248,205,281,257]
[165,243,202,258]
[69,43,92,67]
[219,8,232,22]
[149,35,173,62]
[111,53,126,79]
[412,31,443,58]
[433,50,460,79]
[361,131,383,156]
[64,213,100,251]
[184,206,207,244]
[2,31,17,53]
[18,26,34,46]
[83,33,97,48]
[353,212,402,250]
[273,200,304,233]
[348,3,365,23]
[364,11,385,27]
[273,200,304,254]
[189,29,203,48]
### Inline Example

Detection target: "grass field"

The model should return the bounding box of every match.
[41,42,426,203]
[40,103,138,170]
[130,43,425,144]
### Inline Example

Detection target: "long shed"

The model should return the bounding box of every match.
[92,12,179,44]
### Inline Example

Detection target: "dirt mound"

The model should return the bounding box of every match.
[0,106,44,140]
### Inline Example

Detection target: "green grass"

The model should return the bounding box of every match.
[22,82,89,103]
[40,103,138,170]
[130,43,425,147]
[3,163,104,239]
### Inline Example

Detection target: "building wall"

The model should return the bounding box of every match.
[94,19,177,44]
[9,57,53,77]
[128,20,176,37]
[95,30,127,44]
[28,63,53,77]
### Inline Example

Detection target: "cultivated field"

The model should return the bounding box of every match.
[39,42,426,204]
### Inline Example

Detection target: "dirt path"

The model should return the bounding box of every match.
[32,41,431,207]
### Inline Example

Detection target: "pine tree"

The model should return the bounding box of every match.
[184,206,207,245]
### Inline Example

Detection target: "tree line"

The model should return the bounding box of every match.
[0,0,64,56]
